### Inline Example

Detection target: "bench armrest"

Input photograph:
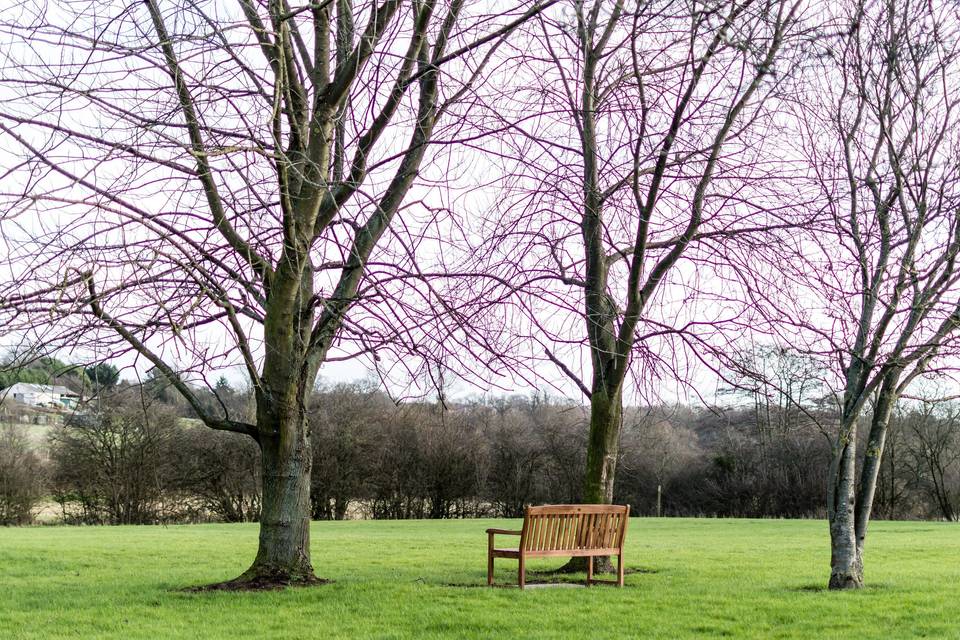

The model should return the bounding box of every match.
[486,528,521,536]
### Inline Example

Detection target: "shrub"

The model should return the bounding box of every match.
[0,425,44,525]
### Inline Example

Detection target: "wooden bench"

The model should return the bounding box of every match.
[486,504,630,589]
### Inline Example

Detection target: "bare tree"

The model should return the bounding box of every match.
[901,400,960,522]
[872,404,909,519]
[0,424,45,525]
[0,0,554,586]
[48,392,180,525]
[308,382,389,520]
[785,0,960,589]
[461,0,804,562]
[725,345,829,446]
[618,409,701,517]
[171,423,263,523]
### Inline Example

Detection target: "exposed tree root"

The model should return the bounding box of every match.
[828,573,864,591]
[185,572,331,592]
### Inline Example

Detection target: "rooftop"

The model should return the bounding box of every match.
[2,382,79,396]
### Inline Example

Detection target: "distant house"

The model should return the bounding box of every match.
[1,383,80,409]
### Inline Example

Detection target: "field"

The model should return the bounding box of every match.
[2,518,959,639]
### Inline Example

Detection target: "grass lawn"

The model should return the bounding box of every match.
[2,518,959,639]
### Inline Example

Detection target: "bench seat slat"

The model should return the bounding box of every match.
[524,547,622,558]
[551,514,563,550]
[567,514,580,549]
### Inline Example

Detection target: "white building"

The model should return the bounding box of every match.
[2,383,80,409]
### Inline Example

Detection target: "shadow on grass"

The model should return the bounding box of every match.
[533,567,659,577]
[443,567,655,588]
[789,582,892,593]
[444,582,590,589]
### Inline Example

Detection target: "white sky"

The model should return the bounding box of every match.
[3,0,960,410]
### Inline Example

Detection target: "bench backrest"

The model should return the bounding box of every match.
[520,504,629,553]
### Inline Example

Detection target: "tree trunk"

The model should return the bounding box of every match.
[558,383,622,574]
[335,497,349,521]
[828,423,863,590]
[236,412,317,586]
[583,384,623,504]
[855,376,898,553]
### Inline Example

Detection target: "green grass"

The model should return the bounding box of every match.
[2,518,959,639]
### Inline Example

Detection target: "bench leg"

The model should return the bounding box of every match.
[617,552,624,587]
[586,556,593,587]
[518,554,526,590]
[487,533,495,586]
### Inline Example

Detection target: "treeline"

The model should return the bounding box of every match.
[1,382,959,525]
